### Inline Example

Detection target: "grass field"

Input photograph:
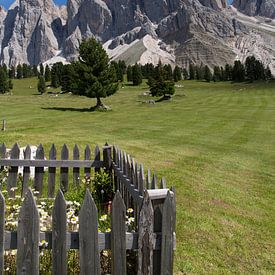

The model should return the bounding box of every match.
[1,78,275,273]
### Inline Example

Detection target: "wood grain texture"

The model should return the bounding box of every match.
[0,143,6,172]
[34,144,45,196]
[161,191,174,275]
[16,189,39,275]
[0,192,4,275]
[138,191,154,275]
[79,190,100,275]
[48,144,57,198]
[7,143,20,197]
[84,145,91,178]
[52,190,67,275]
[73,144,80,187]
[111,191,126,275]
[22,145,31,197]
[60,144,69,192]
[94,145,100,174]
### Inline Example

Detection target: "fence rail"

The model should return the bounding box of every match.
[0,143,176,274]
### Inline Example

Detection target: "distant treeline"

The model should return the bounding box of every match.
[0,55,273,94]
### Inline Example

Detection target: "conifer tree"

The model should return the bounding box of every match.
[127,66,133,82]
[45,65,51,82]
[189,64,195,80]
[16,64,23,79]
[37,76,46,94]
[173,66,182,82]
[204,65,212,82]
[132,64,143,86]
[0,66,10,93]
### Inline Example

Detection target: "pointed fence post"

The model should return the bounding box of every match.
[17,189,40,274]
[0,144,6,173]
[94,145,101,174]
[138,191,154,275]
[22,145,31,197]
[60,144,69,192]
[52,190,67,275]
[0,192,5,275]
[79,190,100,274]
[161,191,174,275]
[84,145,91,178]
[48,144,57,197]
[34,144,45,196]
[111,191,126,275]
[73,144,80,187]
[7,143,20,197]
[103,144,112,180]
[1,120,6,132]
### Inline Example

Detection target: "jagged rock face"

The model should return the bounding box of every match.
[0,0,274,75]
[233,0,275,18]
[1,0,64,66]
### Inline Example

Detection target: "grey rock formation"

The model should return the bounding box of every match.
[1,0,64,66]
[233,0,275,18]
[0,0,274,76]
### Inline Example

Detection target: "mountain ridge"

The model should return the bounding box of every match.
[0,0,274,75]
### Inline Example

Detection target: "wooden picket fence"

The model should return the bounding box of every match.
[0,143,176,274]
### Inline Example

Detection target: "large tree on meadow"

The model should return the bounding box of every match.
[64,38,118,109]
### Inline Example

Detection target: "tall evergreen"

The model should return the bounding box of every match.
[39,63,44,76]
[173,66,182,82]
[132,64,143,86]
[182,68,189,80]
[213,66,221,82]
[16,64,23,79]
[163,64,173,80]
[0,66,10,93]
[126,66,133,82]
[224,64,233,81]
[8,66,16,79]
[189,64,195,80]
[44,65,51,82]
[22,63,29,78]
[203,65,212,82]
[37,76,46,94]
[232,61,245,82]
[32,65,38,77]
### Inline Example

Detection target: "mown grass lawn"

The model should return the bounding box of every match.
[1,78,275,273]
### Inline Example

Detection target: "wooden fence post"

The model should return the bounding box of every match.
[103,144,112,180]
[111,191,126,275]
[1,120,5,132]
[0,192,4,275]
[79,190,100,274]
[22,145,31,197]
[94,145,101,174]
[7,143,20,197]
[17,189,40,274]
[84,145,91,178]
[138,190,154,275]
[52,190,67,275]
[0,144,6,173]
[60,144,69,192]
[73,144,80,187]
[34,144,45,196]
[161,191,174,275]
[48,144,57,197]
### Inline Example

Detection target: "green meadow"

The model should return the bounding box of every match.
[1,78,275,273]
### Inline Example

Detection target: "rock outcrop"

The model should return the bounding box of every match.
[0,0,274,75]
[233,0,275,18]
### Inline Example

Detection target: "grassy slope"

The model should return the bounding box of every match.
[1,78,275,273]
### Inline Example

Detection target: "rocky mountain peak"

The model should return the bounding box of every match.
[233,0,275,18]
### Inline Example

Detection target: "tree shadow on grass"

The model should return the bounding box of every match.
[42,106,96,112]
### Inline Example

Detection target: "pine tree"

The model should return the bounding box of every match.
[63,38,119,109]
[0,67,10,94]
[39,63,44,76]
[8,66,16,79]
[224,64,233,81]
[173,66,182,82]
[126,66,133,82]
[163,64,173,80]
[232,61,245,82]
[204,65,212,82]
[147,62,175,99]
[45,65,51,82]
[32,65,38,77]
[189,64,195,80]
[132,64,143,86]
[213,66,221,82]
[182,68,189,80]
[37,76,46,94]
[22,63,29,78]
[16,64,23,79]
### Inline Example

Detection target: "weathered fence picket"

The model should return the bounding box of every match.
[34,144,45,196]
[79,190,100,275]
[60,144,69,193]
[52,190,67,274]
[0,143,176,274]
[17,189,40,274]
[7,143,20,197]
[48,144,57,197]
[22,145,31,197]
[0,144,6,174]
[0,192,4,275]
[111,191,127,275]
